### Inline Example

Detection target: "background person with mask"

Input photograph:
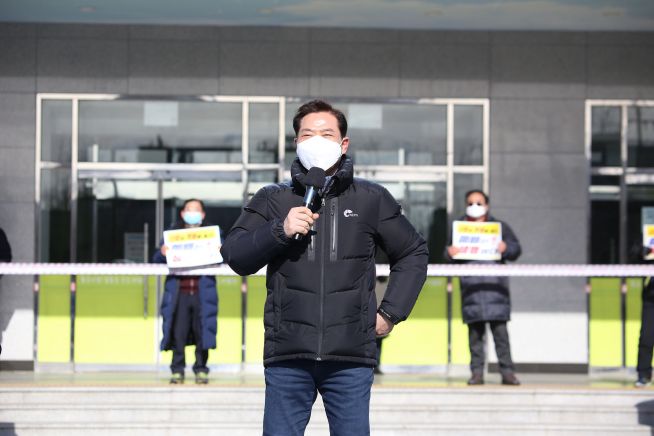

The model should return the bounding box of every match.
[221,99,428,435]
[446,190,522,386]
[153,199,218,384]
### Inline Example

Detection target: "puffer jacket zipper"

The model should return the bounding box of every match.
[308,207,316,262]
[330,197,338,261]
[317,197,327,360]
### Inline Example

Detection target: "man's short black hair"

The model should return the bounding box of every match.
[292,99,348,138]
[465,189,489,204]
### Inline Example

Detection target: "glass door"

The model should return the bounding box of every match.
[71,170,248,367]
[160,177,246,367]
[77,178,157,263]
[587,100,654,369]
[36,94,285,367]
[73,177,159,365]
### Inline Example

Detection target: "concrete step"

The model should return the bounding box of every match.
[0,386,652,435]
[0,403,651,426]
[1,386,651,406]
[0,422,651,436]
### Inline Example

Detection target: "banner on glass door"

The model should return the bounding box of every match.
[163,225,222,268]
[451,220,502,261]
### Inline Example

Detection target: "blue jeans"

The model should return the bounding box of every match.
[263,360,374,436]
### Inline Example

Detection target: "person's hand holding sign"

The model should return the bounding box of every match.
[447,246,460,258]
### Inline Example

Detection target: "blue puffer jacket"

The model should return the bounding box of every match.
[447,215,521,324]
[153,237,218,351]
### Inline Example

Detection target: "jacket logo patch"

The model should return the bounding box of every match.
[343,209,358,218]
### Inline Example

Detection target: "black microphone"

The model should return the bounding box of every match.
[294,167,326,240]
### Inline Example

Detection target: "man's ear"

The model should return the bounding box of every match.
[341,137,350,155]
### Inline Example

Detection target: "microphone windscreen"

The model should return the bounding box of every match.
[305,167,326,189]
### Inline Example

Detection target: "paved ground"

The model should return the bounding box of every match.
[0,368,646,390]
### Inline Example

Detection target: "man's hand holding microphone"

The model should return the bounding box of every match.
[283,207,319,239]
[284,167,326,240]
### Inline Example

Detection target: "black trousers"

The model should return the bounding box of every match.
[171,292,209,375]
[468,321,515,375]
[637,300,654,379]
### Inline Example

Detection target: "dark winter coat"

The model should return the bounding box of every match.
[447,215,521,324]
[0,228,11,263]
[220,156,428,366]
[644,277,654,304]
[153,231,218,351]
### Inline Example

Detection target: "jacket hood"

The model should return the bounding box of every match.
[291,155,354,197]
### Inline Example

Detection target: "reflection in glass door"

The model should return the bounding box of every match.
[76,176,248,263]
[77,179,157,263]
[161,179,244,237]
[377,180,447,264]
[78,100,243,164]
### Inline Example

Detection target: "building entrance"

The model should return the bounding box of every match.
[34,93,489,369]
[75,174,244,264]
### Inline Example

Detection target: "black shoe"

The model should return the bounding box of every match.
[635,377,651,388]
[501,373,521,386]
[195,371,209,384]
[467,373,484,385]
[170,373,184,384]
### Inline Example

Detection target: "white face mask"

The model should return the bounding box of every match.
[466,204,488,219]
[296,135,343,171]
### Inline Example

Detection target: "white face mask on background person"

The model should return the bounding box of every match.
[466,204,488,219]
[182,211,203,225]
[296,135,343,170]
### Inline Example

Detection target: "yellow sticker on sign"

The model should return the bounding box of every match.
[166,227,217,243]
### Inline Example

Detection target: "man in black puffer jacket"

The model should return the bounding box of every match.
[221,99,428,436]
[446,190,521,387]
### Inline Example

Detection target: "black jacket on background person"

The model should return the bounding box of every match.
[0,228,10,354]
[221,156,428,366]
[446,215,521,324]
[0,228,11,263]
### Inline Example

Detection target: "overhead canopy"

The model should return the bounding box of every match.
[1,0,653,31]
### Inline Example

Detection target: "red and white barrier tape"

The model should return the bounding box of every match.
[0,262,653,277]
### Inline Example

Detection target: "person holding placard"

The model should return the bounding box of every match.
[153,199,219,384]
[446,190,522,386]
